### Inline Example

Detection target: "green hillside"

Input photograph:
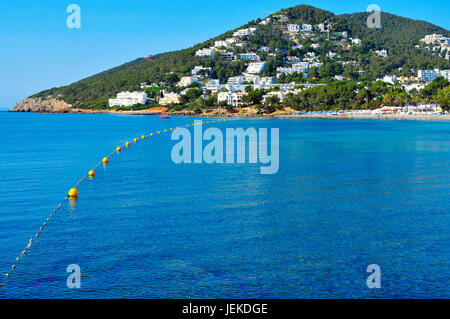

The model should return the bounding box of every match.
[30,4,449,108]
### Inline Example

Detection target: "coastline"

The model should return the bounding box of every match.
[8,107,450,121]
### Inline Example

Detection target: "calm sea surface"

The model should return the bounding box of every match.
[0,112,448,298]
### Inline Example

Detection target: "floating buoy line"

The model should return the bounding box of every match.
[0,117,239,289]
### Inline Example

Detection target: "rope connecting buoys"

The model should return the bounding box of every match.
[2,117,240,288]
[68,188,79,198]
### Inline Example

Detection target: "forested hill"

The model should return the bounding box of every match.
[24,4,449,109]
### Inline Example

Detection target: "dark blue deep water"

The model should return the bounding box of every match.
[0,112,448,298]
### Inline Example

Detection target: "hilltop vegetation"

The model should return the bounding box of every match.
[27,4,449,109]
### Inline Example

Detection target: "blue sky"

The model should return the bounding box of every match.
[0,0,448,110]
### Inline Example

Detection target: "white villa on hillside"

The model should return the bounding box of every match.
[287,24,301,33]
[351,38,361,45]
[375,49,388,57]
[177,76,199,87]
[233,28,257,37]
[218,91,247,107]
[159,92,181,105]
[195,48,216,57]
[109,91,147,107]
[246,61,266,74]
[418,69,450,82]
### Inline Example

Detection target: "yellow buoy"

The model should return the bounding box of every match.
[68,188,79,198]
[142,135,146,139]
[170,128,173,131]
[88,170,95,177]
[125,142,130,147]
[150,133,153,136]
[186,125,189,127]
[164,129,167,132]
[5,273,8,278]
[103,157,109,164]
[157,131,160,134]
[116,147,121,152]
[134,138,138,143]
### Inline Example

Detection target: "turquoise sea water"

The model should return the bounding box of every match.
[0,112,449,298]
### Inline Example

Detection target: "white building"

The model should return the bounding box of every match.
[380,75,398,84]
[159,92,181,105]
[259,18,270,25]
[227,76,245,85]
[203,79,221,92]
[292,44,303,50]
[420,34,449,45]
[302,24,313,32]
[214,40,228,48]
[277,62,309,75]
[235,41,248,48]
[375,49,388,57]
[177,76,199,87]
[220,52,236,61]
[214,38,236,48]
[233,27,257,37]
[327,51,338,59]
[246,61,266,74]
[403,83,425,93]
[109,91,147,107]
[263,91,287,103]
[317,23,326,32]
[195,48,216,57]
[286,56,301,63]
[287,24,301,33]
[217,91,247,107]
[351,38,361,45]
[418,69,450,82]
[192,66,212,77]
